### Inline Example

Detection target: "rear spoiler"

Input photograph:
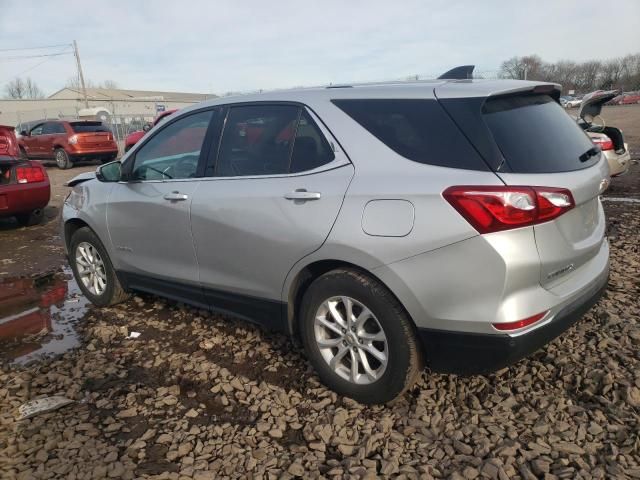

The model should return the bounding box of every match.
[438,65,475,80]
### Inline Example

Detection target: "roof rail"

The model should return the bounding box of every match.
[438,65,475,80]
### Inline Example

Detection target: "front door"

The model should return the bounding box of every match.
[107,109,215,306]
[190,104,354,326]
[22,123,44,157]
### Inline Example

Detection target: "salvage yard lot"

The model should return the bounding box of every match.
[1,105,639,479]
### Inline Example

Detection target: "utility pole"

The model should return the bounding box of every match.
[73,40,89,108]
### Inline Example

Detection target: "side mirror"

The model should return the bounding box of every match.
[142,123,152,132]
[20,130,28,137]
[96,161,122,182]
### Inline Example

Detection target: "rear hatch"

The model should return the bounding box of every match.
[436,83,608,289]
[70,122,114,146]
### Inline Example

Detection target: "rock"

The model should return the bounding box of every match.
[453,439,474,455]
[337,444,356,456]
[157,433,172,444]
[287,462,305,477]
[531,459,550,476]
[554,442,585,455]
[268,428,283,438]
[178,442,193,457]
[116,407,137,418]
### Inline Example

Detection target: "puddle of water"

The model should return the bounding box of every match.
[0,267,89,364]
[602,197,640,204]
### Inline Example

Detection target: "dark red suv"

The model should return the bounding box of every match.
[19,120,118,169]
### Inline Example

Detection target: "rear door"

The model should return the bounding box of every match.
[190,104,353,322]
[477,94,609,289]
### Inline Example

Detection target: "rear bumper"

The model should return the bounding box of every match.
[0,182,50,216]
[419,270,608,374]
[69,150,118,161]
[604,147,631,177]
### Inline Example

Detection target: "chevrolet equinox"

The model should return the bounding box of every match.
[63,79,610,404]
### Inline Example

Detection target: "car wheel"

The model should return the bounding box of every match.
[299,268,423,404]
[15,209,44,227]
[69,227,129,307]
[55,148,73,169]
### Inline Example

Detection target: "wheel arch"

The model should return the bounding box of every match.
[285,258,418,338]
[64,218,92,251]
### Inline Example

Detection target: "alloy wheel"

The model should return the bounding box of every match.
[314,296,388,384]
[75,241,107,296]
[56,150,66,168]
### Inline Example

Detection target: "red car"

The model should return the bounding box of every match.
[19,120,118,169]
[124,109,178,152]
[0,125,50,226]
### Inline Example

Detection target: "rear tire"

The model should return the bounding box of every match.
[299,268,423,404]
[69,227,129,307]
[15,209,44,227]
[55,148,73,169]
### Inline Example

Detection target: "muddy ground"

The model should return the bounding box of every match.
[1,105,639,479]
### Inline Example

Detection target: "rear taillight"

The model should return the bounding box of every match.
[591,135,613,151]
[16,166,46,183]
[493,311,548,331]
[0,132,19,157]
[443,186,575,234]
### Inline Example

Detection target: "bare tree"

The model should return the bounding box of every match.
[498,53,640,93]
[101,79,119,89]
[3,77,44,99]
[499,55,544,80]
[65,77,120,90]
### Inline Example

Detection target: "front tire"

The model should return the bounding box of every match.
[55,148,73,169]
[69,227,129,307]
[299,268,422,404]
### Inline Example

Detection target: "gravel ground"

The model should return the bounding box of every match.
[0,198,638,480]
[1,107,639,479]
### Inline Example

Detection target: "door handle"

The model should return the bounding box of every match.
[163,191,189,201]
[284,190,321,201]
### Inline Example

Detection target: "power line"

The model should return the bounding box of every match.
[0,55,63,86]
[0,51,73,62]
[0,43,72,52]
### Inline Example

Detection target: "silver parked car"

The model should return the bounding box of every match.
[63,79,610,404]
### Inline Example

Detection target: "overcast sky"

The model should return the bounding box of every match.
[1,0,639,96]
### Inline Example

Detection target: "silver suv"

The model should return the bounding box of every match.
[63,79,610,404]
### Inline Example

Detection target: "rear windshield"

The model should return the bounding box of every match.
[332,99,488,170]
[482,95,597,173]
[70,122,110,133]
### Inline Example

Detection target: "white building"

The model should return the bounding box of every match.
[0,87,216,127]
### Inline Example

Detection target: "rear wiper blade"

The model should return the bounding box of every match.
[579,147,600,162]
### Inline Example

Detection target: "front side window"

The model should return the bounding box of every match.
[131,110,213,181]
[30,124,44,136]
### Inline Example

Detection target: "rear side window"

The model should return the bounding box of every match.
[70,122,110,133]
[290,110,335,173]
[483,95,597,173]
[332,99,488,170]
